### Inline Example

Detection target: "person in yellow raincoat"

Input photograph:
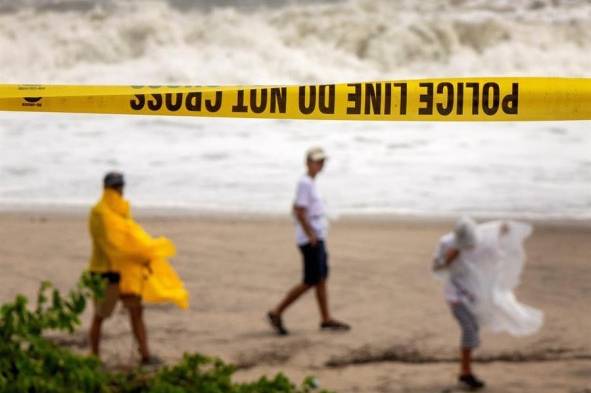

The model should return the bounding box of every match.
[88,172,188,365]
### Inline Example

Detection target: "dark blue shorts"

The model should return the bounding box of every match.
[299,240,329,285]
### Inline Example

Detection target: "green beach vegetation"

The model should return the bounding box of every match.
[0,274,331,393]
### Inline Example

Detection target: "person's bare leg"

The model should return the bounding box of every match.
[315,279,331,323]
[272,283,311,316]
[460,347,472,375]
[89,315,103,357]
[128,304,150,360]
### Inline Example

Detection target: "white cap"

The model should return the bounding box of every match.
[454,216,478,249]
[306,146,327,162]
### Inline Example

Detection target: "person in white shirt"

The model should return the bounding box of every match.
[267,147,351,335]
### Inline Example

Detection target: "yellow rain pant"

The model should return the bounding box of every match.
[88,189,189,309]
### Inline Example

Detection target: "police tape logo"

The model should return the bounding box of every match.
[22,97,43,107]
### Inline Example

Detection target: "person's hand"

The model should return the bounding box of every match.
[432,260,444,271]
[143,260,152,274]
[439,248,459,269]
[500,222,510,235]
[308,233,318,247]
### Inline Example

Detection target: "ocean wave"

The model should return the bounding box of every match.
[0,0,590,85]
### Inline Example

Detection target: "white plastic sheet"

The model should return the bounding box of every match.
[436,221,544,336]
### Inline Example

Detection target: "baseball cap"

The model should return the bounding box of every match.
[306,146,327,162]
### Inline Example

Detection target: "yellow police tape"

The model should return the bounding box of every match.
[0,77,590,121]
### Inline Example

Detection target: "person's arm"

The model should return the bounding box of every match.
[293,204,318,246]
[500,221,510,236]
[432,248,460,271]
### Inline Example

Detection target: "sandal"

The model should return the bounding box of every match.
[320,319,351,331]
[267,311,289,336]
[458,373,485,390]
[141,355,164,367]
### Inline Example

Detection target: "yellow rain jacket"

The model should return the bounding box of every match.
[88,189,189,309]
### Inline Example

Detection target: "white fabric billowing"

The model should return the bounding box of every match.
[435,221,544,336]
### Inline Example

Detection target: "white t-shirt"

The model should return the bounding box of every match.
[294,174,328,245]
[433,233,474,304]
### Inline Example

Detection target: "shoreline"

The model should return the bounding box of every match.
[1,203,591,229]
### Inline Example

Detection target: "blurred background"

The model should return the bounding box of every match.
[1,0,590,218]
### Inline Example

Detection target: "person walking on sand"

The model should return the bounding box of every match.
[432,216,543,390]
[267,147,350,335]
[88,172,189,365]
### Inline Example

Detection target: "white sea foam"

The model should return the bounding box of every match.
[1,0,590,217]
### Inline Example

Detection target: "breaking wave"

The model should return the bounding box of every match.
[1,0,590,85]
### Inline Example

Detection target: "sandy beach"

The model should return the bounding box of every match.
[0,210,589,392]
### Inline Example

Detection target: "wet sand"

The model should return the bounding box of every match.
[0,211,589,392]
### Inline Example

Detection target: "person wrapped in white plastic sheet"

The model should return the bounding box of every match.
[432,217,543,390]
